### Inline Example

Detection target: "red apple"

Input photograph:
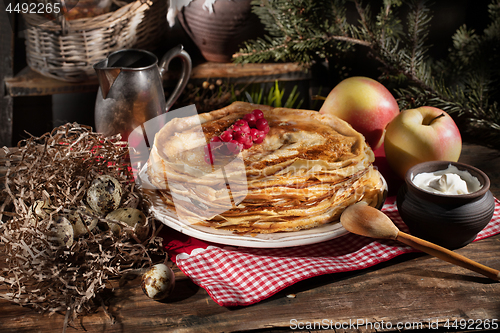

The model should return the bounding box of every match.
[319,76,400,150]
[384,106,462,178]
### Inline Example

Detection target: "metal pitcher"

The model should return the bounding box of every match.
[93,45,192,140]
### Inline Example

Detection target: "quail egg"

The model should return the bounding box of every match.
[141,263,175,301]
[105,208,149,240]
[48,216,74,248]
[28,198,52,224]
[86,175,122,216]
[67,206,99,238]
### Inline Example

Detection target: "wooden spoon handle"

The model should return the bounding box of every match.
[397,231,500,281]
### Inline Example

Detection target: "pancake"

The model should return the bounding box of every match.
[147,101,384,233]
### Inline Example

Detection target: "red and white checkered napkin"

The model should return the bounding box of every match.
[162,199,500,307]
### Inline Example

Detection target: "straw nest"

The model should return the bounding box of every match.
[0,123,164,324]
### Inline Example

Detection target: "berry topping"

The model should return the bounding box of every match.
[232,131,247,143]
[227,140,242,154]
[219,130,233,142]
[209,136,223,149]
[241,135,253,149]
[252,109,264,119]
[255,118,269,131]
[250,128,265,144]
[203,111,268,164]
[242,113,257,127]
[232,119,251,134]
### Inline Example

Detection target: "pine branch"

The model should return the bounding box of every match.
[234,0,500,148]
[406,0,431,78]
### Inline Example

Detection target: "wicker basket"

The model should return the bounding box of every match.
[22,0,167,82]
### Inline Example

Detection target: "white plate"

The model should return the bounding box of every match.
[138,164,387,248]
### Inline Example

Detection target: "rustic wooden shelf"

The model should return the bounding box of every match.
[2,61,311,146]
[5,67,99,97]
[4,63,311,97]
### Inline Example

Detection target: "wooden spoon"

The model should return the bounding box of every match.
[340,203,500,281]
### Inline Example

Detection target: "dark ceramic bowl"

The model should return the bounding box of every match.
[397,161,495,249]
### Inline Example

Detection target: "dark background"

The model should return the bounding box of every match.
[3,0,492,145]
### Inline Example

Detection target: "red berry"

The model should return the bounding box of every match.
[232,119,250,134]
[255,118,268,131]
[261,125,270,134]
[242,136,253,149]
[233,131,248,143]
[250,128,264,142]
[227,140,242,154]
[209,136,223,150]
[220,130,233,142]
[232,126,250,135]
[239,132,253,145]
[252,109,264,119]
[243,113,257,127]
[234,119,248,127]
[253,130,266,144]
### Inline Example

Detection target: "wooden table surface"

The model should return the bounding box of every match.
[1,143,499,332]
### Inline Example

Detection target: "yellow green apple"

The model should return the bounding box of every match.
[319,76,400,150]
[384,106,462,178]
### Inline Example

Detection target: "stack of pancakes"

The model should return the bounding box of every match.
[147,102,384,234]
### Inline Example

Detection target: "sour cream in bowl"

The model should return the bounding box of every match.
[412,164,482,195]
[397,161,495,249]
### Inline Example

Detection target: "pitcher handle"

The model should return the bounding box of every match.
[158,44,192,112]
